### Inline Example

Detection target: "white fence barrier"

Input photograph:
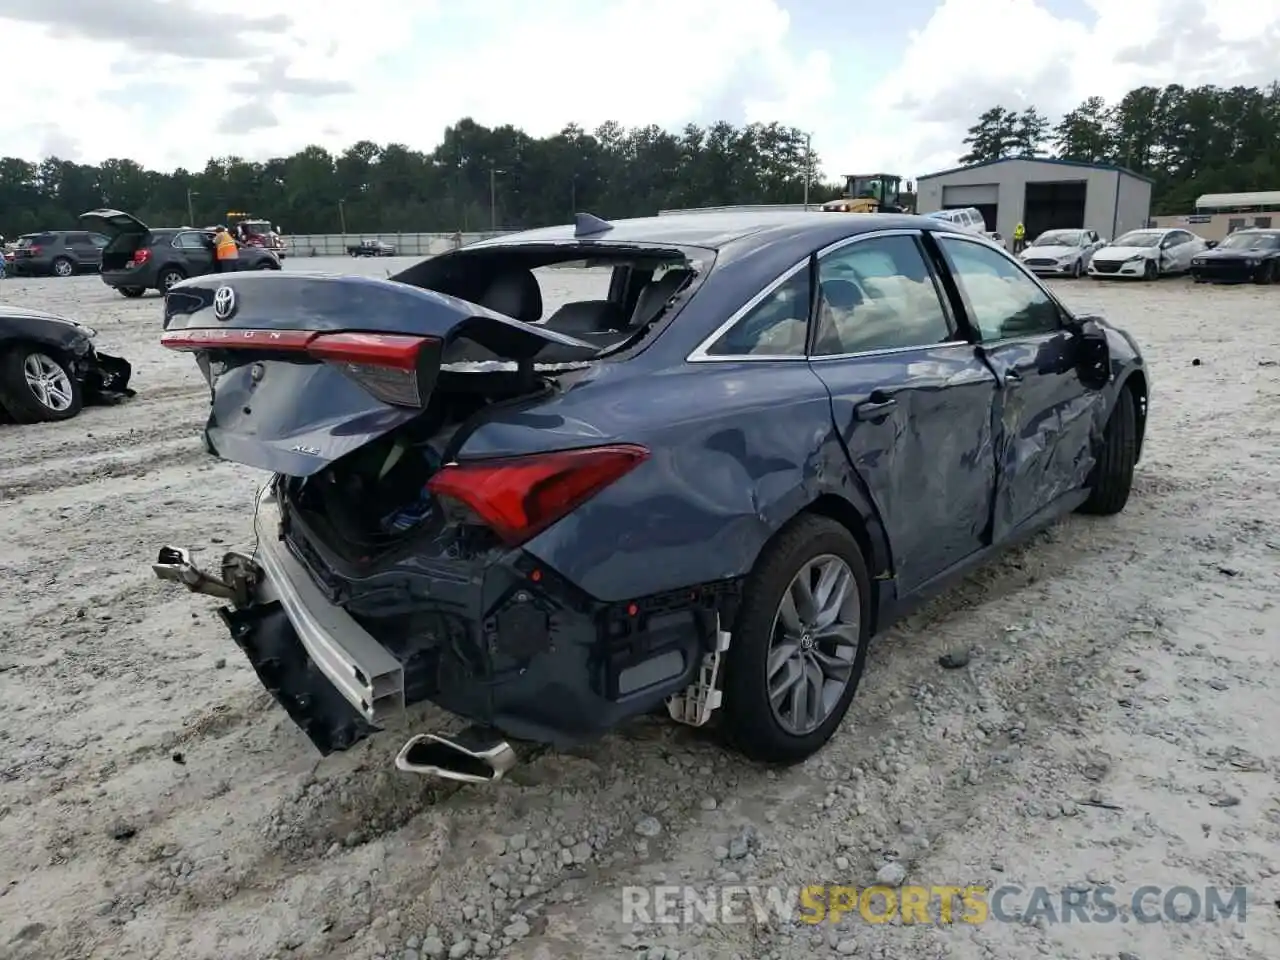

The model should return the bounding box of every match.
[658,204,816,215]
[282,231,517,258]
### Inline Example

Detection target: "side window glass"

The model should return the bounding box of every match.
[812,235,952,356]
[176,231,208,250]
[938,237,1061,341]
[706,268,811,357]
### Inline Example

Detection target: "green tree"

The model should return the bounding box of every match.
[0,117,840,237]
[959,106,1021,164]
[960,82,1280,215]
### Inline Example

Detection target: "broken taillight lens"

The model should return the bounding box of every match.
[427,444,650,547]
[131,248,152,266]
[159,329,439,407]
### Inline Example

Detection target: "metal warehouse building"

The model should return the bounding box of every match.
[915,158,1153,243]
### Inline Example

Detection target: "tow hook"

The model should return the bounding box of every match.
[152,546,261,607]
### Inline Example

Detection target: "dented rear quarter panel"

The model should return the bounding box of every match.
[469,358,879,604]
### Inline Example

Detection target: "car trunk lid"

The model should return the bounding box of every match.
[160,273,600,478]
[79,208,149,239]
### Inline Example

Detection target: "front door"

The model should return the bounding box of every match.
[932,233,1104,542]
[807,231,999,594]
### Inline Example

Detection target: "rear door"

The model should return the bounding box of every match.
[64,232,96,268]
[806,230,998,593]
[174,230,215,276]
[932,233,1104,542]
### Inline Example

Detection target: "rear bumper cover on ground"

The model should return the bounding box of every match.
[213,485,719,755]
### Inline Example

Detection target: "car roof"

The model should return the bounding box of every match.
[468,210,956,265]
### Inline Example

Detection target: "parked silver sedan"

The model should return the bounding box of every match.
[1018,229,1105,278]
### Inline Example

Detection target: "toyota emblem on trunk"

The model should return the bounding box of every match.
[213,286,237,321]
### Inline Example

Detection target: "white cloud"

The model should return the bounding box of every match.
[0,0,827,171]
[830,0,1280,180]
[3,0,1278,190]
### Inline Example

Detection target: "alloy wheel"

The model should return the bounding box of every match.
[23,352,74,412]
[765,554,861,736]
[53,259,73,277]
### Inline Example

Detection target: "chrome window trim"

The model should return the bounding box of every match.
[687,258,811,362]
[687,228,947,363]
[807,339,971,363]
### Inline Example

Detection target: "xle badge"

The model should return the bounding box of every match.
[213,285,237,320]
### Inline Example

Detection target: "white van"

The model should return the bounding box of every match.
[926,207,1001,242]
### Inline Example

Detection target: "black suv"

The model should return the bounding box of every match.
[8,231,108,277]
[80,209,281,297]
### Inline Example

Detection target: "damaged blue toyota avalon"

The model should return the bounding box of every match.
[152,210,1148,782]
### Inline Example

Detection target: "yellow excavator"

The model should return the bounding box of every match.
[820,173,915,214]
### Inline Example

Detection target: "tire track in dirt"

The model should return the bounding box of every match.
[0,436,211,500]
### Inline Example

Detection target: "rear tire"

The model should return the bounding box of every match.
[1079,385,1138,516]
[0,344,83,423]
[158,267,186,292]
[52,257,74,278]
[118,287,146,298]
[721,514,872,765]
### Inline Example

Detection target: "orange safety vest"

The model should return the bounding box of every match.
[215,231,239,259]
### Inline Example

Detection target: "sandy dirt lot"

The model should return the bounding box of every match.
[1,258,1278,960]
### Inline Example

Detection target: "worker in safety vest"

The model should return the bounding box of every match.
[213,225,239,272]
[1013,222,1026,253]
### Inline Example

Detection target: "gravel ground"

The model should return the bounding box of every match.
[1,259,1278,960]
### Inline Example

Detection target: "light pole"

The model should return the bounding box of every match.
[803,134,812,211]
[186,188,198,225]
[489,167,504,231]
[338,199,347,235]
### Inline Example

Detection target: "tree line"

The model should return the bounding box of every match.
[0,119,844,238]
[959,81,1280,214]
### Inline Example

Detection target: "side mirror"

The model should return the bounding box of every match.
[1206,240,1218,249]
[1067,314,1111,388]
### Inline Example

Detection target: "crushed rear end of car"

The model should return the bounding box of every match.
[152,249,722,778]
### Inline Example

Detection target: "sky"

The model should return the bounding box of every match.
[3,0,1280,182]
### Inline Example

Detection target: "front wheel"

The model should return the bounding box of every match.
[1079,386,1138,516]
[1255,261,1275,285]
[721,514,872,764]
[1142,259,1157,280]
[0,345,83,423]
[1072,258,1083,278]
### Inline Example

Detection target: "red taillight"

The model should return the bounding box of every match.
[159,329,438,407]
[131,248,151,266]
[28,246,42,256]
[427,444,649,546]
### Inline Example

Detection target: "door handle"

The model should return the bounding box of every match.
[854,396,898,420]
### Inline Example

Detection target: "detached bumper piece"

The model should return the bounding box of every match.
[222,603,379,755]
[81,351,136,405]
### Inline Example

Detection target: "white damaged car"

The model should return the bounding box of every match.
[1018,228,1104,278]
[1087,227,1207,280]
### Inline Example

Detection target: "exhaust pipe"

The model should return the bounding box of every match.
[395,726,518,783]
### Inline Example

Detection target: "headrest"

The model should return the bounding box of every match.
[479,269,543,324]
[631,267,693,325]
[820,278,863,310]
[543,299,628,335]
